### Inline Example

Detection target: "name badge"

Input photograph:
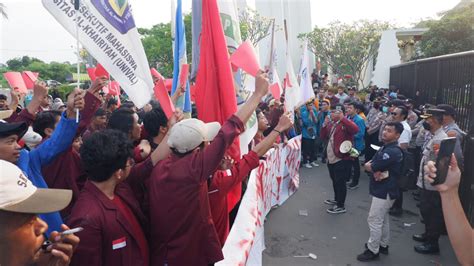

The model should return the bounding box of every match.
[112,237,127,250]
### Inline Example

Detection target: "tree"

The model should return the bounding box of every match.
[139,13,192,78]
[0,3,7,19]
[416,3,474,58]
[238,7,275,46]
[299,20,391,88]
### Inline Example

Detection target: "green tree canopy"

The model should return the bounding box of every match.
[299,20,391,88]
[416,3,474,58]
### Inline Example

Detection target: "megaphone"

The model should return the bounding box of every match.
[340,140,359,158]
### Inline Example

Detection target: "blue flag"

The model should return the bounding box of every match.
[172,0,191,113]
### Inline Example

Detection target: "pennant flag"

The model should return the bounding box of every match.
[108,81,121,96]
[230,41,260,77]
[165,79,173,92]
[284,51,301,112]
[190,0,202,81]
[298,41,315,104]
[4,72,27,93]
[42,0,154,108]
[154,79,175,119]
[171,0,191,113]
[150,68,164,81]
[22,71,39,90]
[95,63,110,79]
[86,67,97,81]
[179,64,189,88]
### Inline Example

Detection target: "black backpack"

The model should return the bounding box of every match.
[394,146,416,190]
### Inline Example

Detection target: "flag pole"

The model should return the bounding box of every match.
[74,0,80,123]
[268,18,275,70]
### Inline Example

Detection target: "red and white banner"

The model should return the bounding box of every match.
[218,135,302,266]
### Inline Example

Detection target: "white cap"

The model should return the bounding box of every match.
[0,160,72,214]
[167,119,221,153]
[22,127,43,148]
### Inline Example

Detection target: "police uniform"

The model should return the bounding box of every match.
[365,141,403,255]
[414,109,447,254]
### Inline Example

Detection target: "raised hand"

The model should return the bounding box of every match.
[275,112,293,132]
[37,224,80,266]
[87,76,108,97]
[424,154,461,193]
[254,71,270,98]
[66,88,85,119]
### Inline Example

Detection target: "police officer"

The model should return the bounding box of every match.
[437,104,465,168]
[413,108,448,254]
[357,122,404,261]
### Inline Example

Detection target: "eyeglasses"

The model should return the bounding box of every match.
[390,112,398,116]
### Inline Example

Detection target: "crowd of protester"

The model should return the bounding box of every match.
[0,70,472,266]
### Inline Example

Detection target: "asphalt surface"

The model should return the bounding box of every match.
[262,163,459,266]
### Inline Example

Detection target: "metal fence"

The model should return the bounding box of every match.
[390,51,474,224]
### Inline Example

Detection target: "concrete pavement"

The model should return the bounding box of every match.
[262,164,458,266]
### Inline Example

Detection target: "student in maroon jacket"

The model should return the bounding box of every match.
[320,103,359,214]
[209,113,293,246]
[148,72,270,266]
[68,130,150,266]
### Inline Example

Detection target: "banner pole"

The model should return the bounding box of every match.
[74,0,80,123]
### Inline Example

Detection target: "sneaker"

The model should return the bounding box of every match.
[357,249,379,261]
[348,183,359,190]
[324,199,337,205]
[346,180,352,185]
[303,163,313,169]
[365,243,389,255]
[326,206,346,214]
[311,161,320,167]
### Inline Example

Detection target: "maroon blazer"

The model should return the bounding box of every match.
[148,115,244,266]
[43,92,101,218]
[320,117,359,160]
[68,181,149,266]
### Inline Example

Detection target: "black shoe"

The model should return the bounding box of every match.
[389,208,403,216]
[413,195,420,201]
[348,183,359,190]
[414,243,440,254]
[365,243,389,255]
[357,249,379,261]
[412,233,427,242]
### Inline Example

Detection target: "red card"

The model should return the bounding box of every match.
[270,82,281,100]
[179,64,189,87]
[164,79,173,92]
[95,64,110,79]
[87,67,97,81]
[108,81,121,96]
[154,80,175,119]
[230,41,260,77]
[21,71,38,90]
[3,72,27,93]
[150,68,164,80]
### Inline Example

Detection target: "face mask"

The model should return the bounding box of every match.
[382,106,388,113]
[422,121,431,131]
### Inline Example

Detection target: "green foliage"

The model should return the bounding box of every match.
[299,20,391,88]
[417,3,474,58]
[3,56,81,84]
[139,13,192,79]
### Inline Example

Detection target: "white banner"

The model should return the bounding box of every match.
[42,0,154,108]
[217,135,302,266]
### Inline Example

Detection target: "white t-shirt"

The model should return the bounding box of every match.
[399,120,412,146]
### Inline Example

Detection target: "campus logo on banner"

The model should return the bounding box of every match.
[43,0,154,108]
[92,0,135,34]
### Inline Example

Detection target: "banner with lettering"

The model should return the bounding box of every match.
[43,0,153,108]
[217,135,301,266]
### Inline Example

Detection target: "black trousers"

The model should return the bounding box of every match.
[348,156,361,185]
[365,131,381,163]
[327,160,351,208]
[420,189,445,244]
[302,137,318,163]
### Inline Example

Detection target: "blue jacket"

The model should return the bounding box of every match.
[17,112,78,234]
[316,110,329,137]
[348,114,365,152]
[300,105,318,139]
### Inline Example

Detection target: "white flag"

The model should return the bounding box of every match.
[43,0,154,108]
[298,41,315,105]
[284,52,301,112]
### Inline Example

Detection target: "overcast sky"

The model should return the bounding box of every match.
[0,0,460,64]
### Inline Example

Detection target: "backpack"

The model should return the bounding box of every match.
[394,146,416,190]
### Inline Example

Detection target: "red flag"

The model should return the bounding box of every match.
[195,0,241,211]
[21,71,38,90]
[154,80,175,119]
[95,64,110,79]
[179,64,190,87]
[87,67,97,81]
[230,40,260,76]
[150,68,164,80]
[108,81,121,96]
[3,72,27,93]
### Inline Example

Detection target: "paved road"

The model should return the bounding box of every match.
[262,164,458,266]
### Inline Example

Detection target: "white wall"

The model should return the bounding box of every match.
[371,30,401,88]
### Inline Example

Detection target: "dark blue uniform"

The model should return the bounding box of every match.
[370,141,403,200]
